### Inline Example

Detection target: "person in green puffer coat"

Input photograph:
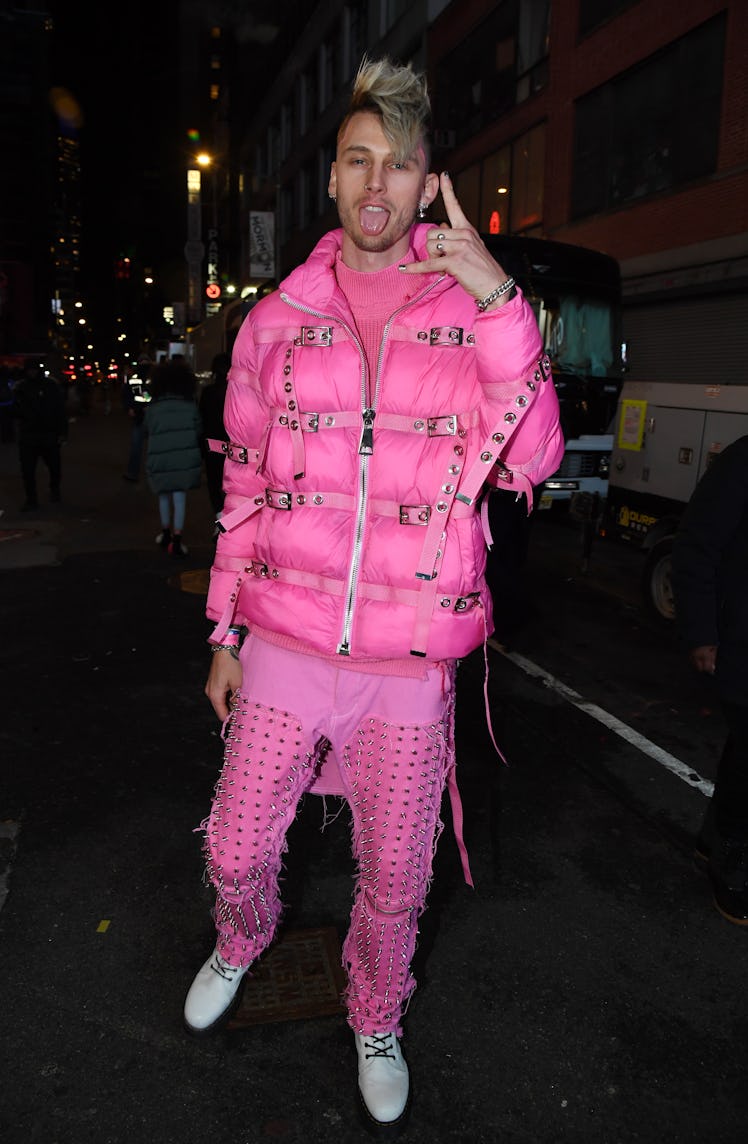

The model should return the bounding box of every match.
[144,357,202,557]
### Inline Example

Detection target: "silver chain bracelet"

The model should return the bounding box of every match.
[476,276,516,311]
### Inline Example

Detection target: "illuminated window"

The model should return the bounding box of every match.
[481,148,511,235]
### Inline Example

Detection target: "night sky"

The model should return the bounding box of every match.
[47,2,184,329]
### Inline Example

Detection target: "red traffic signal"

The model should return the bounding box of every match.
[205,283,221,299]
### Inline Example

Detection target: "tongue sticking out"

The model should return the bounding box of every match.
[360,206,389,236]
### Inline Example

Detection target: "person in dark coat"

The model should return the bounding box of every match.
[12,360,68,510]
[0,366,16,443]
[198,351,230,519]
[121,362,150,482]
[144,358,202,558]
[671,434,748,926]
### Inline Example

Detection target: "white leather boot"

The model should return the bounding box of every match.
[183,947,247,1036]
[355,1030,410,1134]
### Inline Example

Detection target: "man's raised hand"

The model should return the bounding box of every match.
[400,172,514,307]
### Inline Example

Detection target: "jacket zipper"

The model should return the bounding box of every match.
[281,278,444,655]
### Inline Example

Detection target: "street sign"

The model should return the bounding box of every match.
[250,212,275,278]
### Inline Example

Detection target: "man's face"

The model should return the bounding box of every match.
[329,111,437,269]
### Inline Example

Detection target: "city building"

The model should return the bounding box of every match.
[4,0,746,383]
[427,0,747,390]
[178,0,449,365]
[221,0,746,390]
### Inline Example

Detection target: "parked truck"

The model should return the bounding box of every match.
[603,380,748,619]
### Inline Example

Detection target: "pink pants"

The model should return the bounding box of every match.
[200,634,456,1036]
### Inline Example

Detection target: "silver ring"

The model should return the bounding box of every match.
[436,242,444,251]
[437,232,446,240]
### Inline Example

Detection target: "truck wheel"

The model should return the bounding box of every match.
[642,539,675,621]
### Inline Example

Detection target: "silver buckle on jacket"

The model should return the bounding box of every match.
[399,504,431,525]
[430,327,464,346]
[495,464,513,484]
[534,354,552,382]
[299,326,333,347]
[224,443,249,463]
[427,414,457,436]
[265,488,292,509]
[251,561,269,577]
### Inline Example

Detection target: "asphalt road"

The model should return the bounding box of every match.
[1,391,745,1144]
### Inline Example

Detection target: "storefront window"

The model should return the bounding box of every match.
[455,124,544,236]
[480,148,511,235]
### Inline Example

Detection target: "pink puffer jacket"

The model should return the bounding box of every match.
[207,225,563,662]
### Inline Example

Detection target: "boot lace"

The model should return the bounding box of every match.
[210,952,240,981]
[363,1033,397,1060]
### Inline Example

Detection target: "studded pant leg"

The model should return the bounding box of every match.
[201,693,318,967]
[341,714,451,1036]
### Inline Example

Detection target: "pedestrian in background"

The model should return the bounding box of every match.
[0,365,16,443]
[198,351,230,522]
[183,55,563,1134]
[484,484,542,648]
[671,434,748,926]
[144,358,202,558]
[121,362,150,482]
[12,360,68,510]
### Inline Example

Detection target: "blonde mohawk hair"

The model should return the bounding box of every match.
[338,56,432,164]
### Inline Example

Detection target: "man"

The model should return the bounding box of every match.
[12,360,68,510]
[671,436,748,927]
[184,56,563,1132]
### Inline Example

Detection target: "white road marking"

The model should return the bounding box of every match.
[488,640,714,797]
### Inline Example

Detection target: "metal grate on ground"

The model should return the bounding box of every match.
[174,567,210,595]
[227,927,347,1028]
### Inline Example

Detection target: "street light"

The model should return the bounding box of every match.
[185,167,205,326]
[194,152,221,314]
[185,151,224,324]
